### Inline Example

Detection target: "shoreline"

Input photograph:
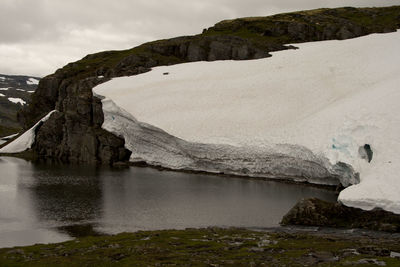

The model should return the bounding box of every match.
[0,152,342,192]
[1,227,399,265]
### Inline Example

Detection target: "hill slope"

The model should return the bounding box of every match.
[0,74,39,137]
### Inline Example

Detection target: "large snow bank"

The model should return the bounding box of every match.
[94,31,400,213]
[0,111,56,153]
[100,96,354,186]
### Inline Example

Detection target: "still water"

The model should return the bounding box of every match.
[0,157,337,248]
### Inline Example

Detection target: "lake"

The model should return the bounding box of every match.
[0,157,337,248]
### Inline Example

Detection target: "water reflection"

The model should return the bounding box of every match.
[0,158,71,247]
[0,157,338,248]
[99,168,338,234]
[28,163,103,223]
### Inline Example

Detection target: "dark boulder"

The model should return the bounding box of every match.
[281,198,400,232]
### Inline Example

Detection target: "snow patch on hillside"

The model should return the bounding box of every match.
[0,133,19,140]
[8,98,26,105]
[95,31,400,213]
[27,78,39,85]
[0,111,56,153]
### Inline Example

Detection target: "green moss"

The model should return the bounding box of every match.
[1,228,400,266]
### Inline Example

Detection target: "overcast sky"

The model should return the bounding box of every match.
[0,0,398,77]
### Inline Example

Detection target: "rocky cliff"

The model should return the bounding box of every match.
[19,6,400,164]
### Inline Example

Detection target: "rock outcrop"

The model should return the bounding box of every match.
[18,6,400,164]
[281,198,400,232]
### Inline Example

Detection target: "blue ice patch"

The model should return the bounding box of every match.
[331,136,354,157]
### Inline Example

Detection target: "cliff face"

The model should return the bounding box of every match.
[19,6,400,164]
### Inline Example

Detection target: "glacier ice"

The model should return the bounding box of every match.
[101,97,356,186]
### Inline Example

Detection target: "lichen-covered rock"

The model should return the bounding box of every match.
[281,198,400,232]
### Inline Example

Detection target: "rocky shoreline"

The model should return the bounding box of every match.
[282,198,400,233]
[1,227,400,266]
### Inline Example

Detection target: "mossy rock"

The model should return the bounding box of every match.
[281,198,400,232]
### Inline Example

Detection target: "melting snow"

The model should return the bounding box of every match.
[0,93,4,97]
[0,88,8,91]
[0,111,56,153]
[8,98,26,105]
[100,97,351,186]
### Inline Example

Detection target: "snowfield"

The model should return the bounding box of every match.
[95,31,400,214]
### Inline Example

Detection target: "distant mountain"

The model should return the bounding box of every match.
[0,74,40,137]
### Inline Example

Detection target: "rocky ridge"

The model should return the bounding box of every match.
[19,6,400,164]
